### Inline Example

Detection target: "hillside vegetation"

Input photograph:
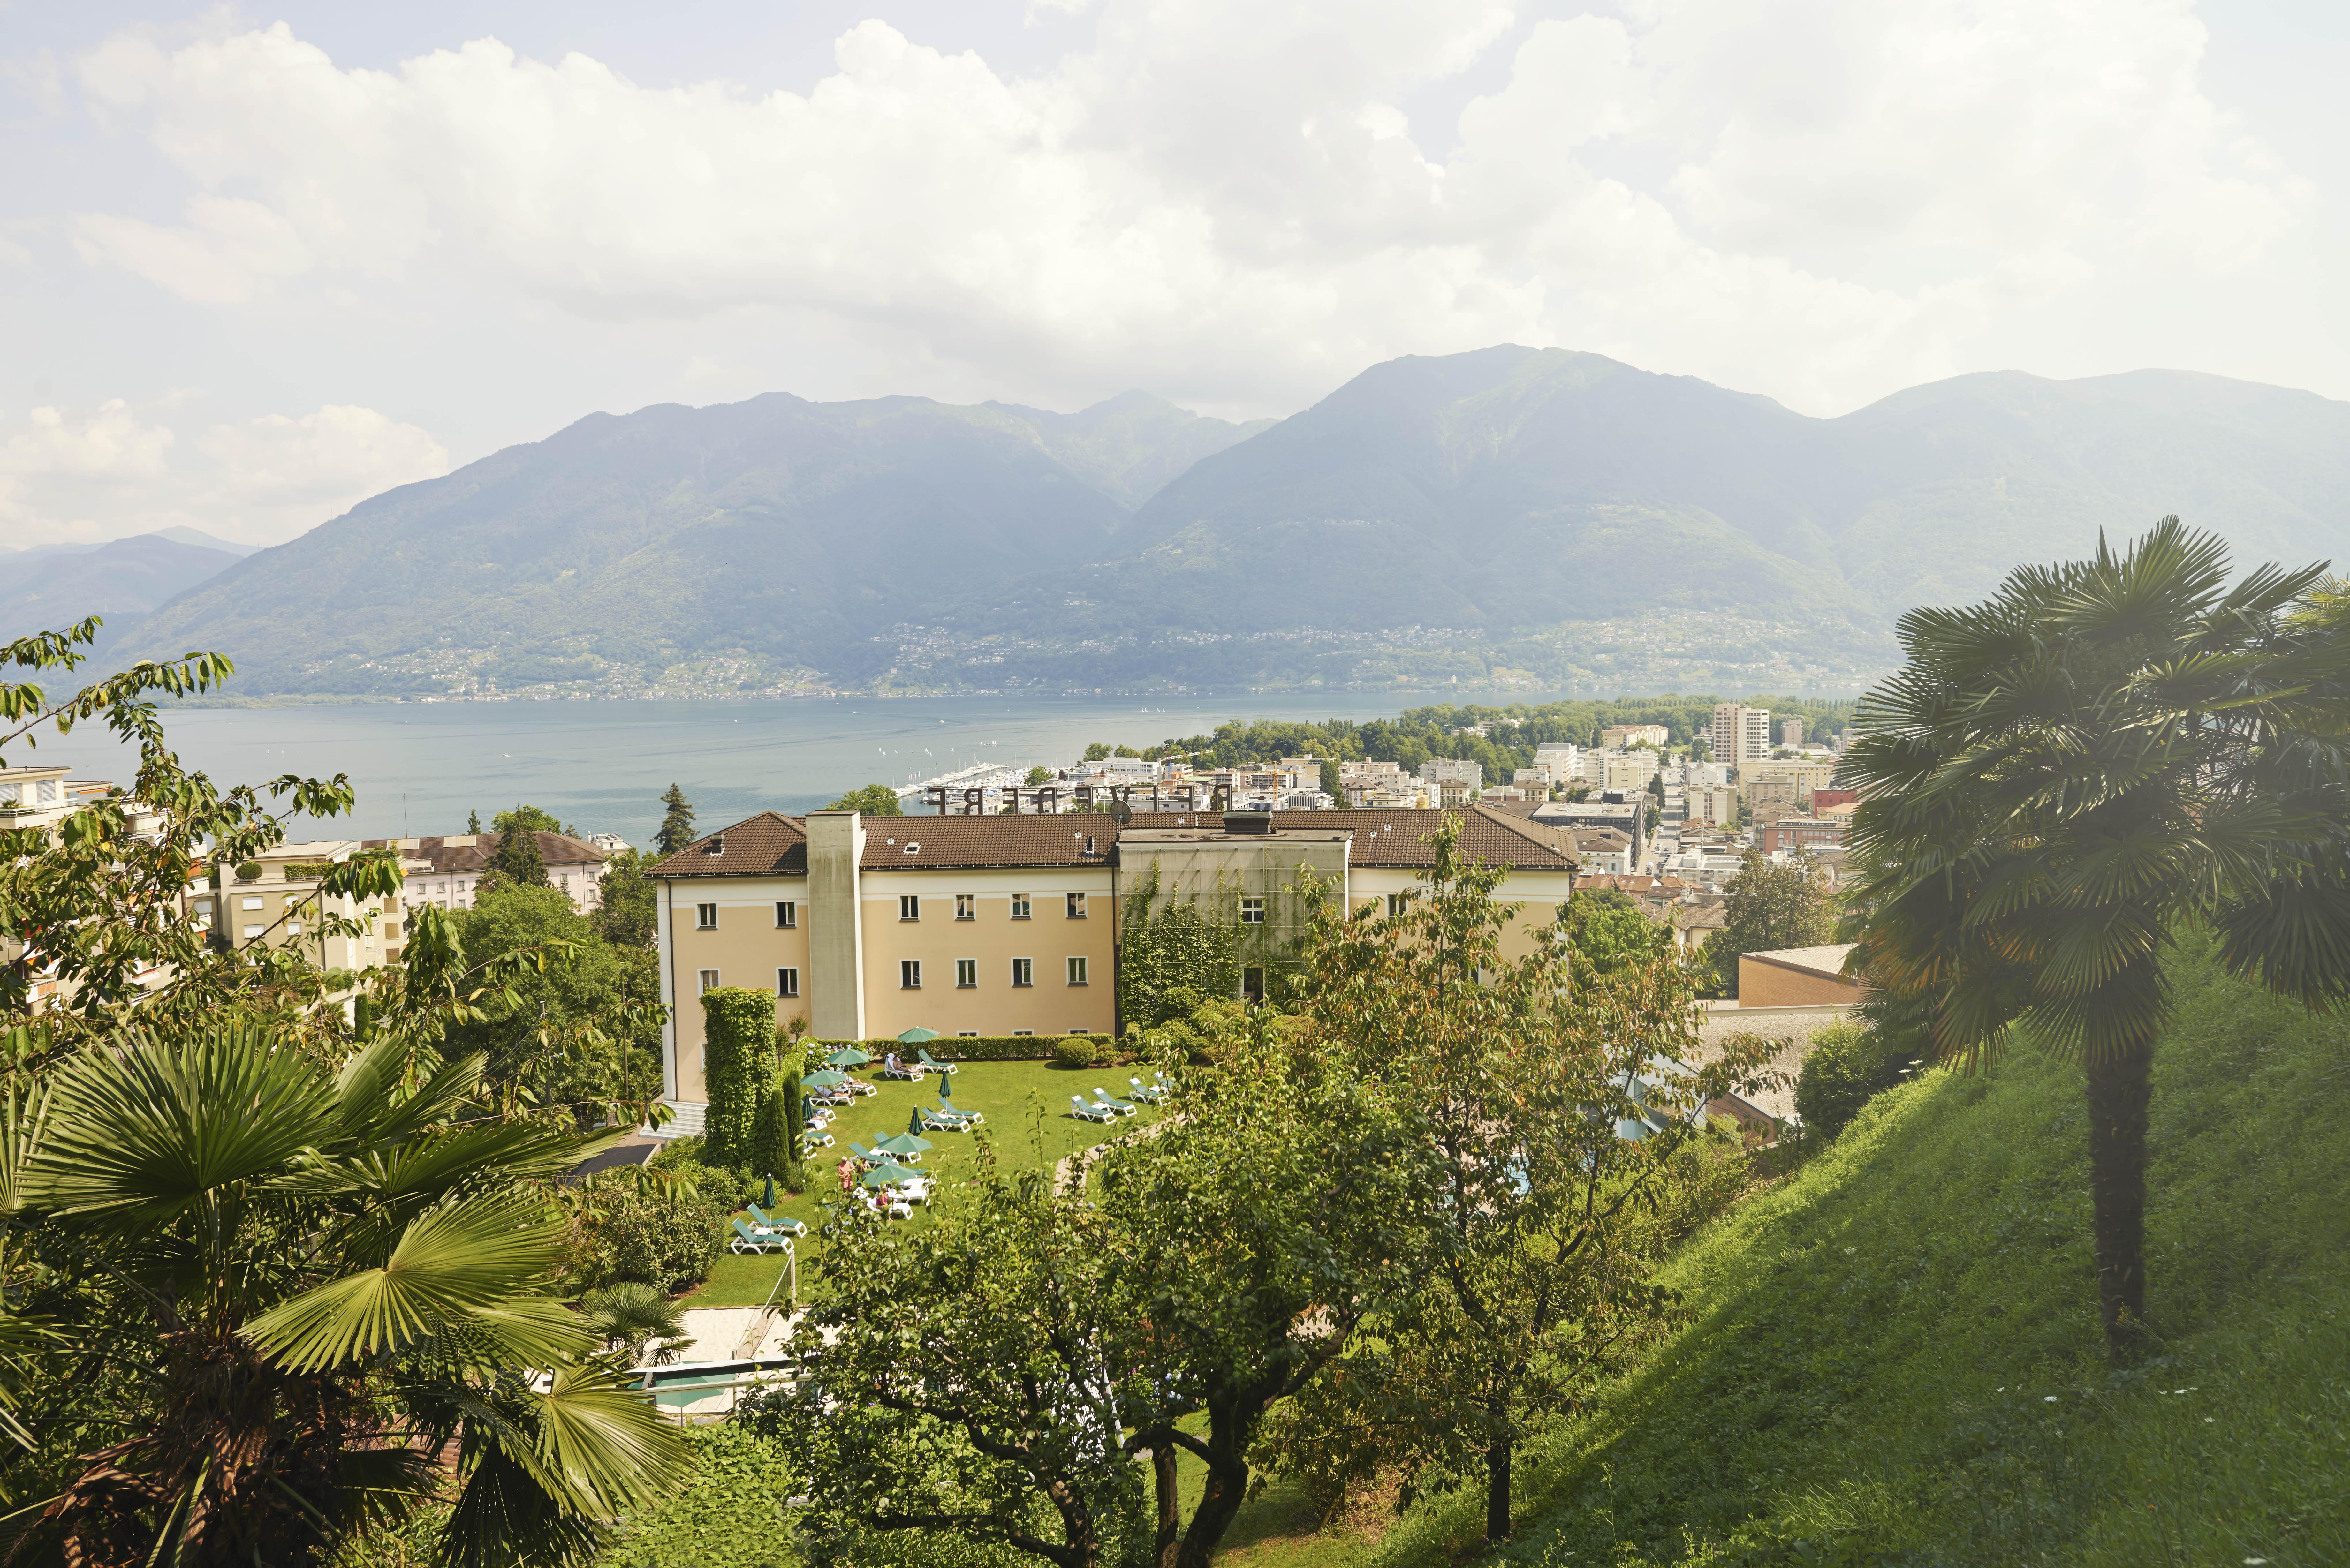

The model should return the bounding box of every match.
[1363,939,2347,1566]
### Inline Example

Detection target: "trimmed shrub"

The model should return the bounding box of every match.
[806,1034,1109,1063]
[1794,1019,1917,1142]
[1051,1036,1096,1070]
[701,987,777,1168]
[233,861,262,881]
[589,1186,725,1293]
[748,1063,797,1191]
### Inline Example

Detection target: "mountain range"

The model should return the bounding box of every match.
[85,347,2350,697]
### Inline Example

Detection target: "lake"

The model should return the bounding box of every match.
[15,691,1519,848]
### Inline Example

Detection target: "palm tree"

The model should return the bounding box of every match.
[1843,518,2350,1356]
[581,1283,693,1366]
[5,1022,686,1564]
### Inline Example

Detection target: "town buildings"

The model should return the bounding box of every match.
[1601,724,1669,749]
[361,831,614,915]
[644,805,1579,1121]
[196,839,418,971]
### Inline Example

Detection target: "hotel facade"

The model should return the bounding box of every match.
[646,805,1580,1116]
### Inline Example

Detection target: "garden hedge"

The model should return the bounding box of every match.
[803,1034,1113,1063]
[701,987,778,1167]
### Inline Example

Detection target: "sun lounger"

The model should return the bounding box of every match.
[893,1174,935,1204]
[847,1078,878,1097]
[1092,1087,1137,1116]
[1071,1094,1118,1124]
[1126,1076,1166,1105]
[916,1049,959,1076]
[937,1097,982,1127]
[868,1192,913,1221]
[746,1204,806,1237]
[797,1129,833,1153]
[880,1056,923,1081]
[729,1218,791,1254]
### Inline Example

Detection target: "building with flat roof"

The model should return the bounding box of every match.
[645,805,1579,1124]
[1737,944,1863,1007]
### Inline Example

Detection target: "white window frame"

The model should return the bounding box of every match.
[955,958,977,989]
[1240,897,1266,925]
[899,894,921,921]
[1011,957,1033,988]
[697,969,720,994]
[955,893,976,920]
[775,900,797,929]
[1010,893,1032,920]
[1065,893,1087,919]
[901,959,922,990]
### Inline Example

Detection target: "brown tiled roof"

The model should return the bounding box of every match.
[645,812,809,879]
[363,831,610,875]
[648,804,1576,880]
[860,816,1115,871]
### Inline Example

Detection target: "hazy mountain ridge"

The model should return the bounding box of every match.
[109,350,2350,698]
[2,534,247,646]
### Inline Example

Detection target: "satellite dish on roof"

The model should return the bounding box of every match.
[1109,801,1133,825]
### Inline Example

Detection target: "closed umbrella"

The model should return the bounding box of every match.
[825,1047,872,1068]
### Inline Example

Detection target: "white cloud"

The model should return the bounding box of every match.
[0,400,446,547]
[45,1,2313,429]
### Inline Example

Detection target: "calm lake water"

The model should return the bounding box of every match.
[18,692,1516,848]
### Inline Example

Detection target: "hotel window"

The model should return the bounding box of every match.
[1010,893,1031,920]
[775,900,797,928]
[1011,957,1033,988]
[287,920,304,937]
[955,893,976,920]
[1386,893,1409,917]
[242,895,263,911]
[1066,956,1089,986]
[901,959,922,989]
[1065,893,1087,919]
[695,903,718,930]
[1012,1029,1035,1036]
[957,1030,979,1037]
[1240,897,1265,925]
[899,894,921,921]
[956,958,977,988]
[697,969,720,994]
[777,967,800,998]
[1068,1026,1089,1034]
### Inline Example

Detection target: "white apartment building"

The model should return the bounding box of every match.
[1602,751,1660,794]
[1710,704,1773,772]
[1601,724,1669,749]
[1419,758,1485,791]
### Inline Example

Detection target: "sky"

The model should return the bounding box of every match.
[4,0,2346,548]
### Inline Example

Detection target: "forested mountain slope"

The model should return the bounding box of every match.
[110,350,2350,697]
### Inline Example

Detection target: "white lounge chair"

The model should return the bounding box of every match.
[729,1218,790,1254]
[1092,1087,1137,1117]
[1071,1095,1118,1124]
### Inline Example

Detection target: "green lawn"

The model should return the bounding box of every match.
[686,1059,1165,1307]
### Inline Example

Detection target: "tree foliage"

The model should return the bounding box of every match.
[1701,848,1837,996]
[0,617,683,1564]
[822,782,905,816]
[654,784,697,856]
[1262,817,1771,1543]
[591,846,658,949]
[486,823,550,889]
[492,804,572,838]
[1116,867,1240,1027]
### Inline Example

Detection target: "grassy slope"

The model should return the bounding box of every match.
[691,1059,1163,1307]
[1358,944,2350,1566]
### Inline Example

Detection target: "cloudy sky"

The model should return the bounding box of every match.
[4,0,2345,547]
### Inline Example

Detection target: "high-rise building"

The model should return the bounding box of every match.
[1709,704,1772,772]
[1781,718,1806,749]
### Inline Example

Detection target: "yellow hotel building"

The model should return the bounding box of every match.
[647,805,1579,1123]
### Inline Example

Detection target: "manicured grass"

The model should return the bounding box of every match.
[687,1059,1164,1308]
[1355,939,2350,1565]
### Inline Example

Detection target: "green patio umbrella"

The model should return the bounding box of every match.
[825,1046,872,1067]
[896,1026,940,1044]
[803,1069,850,1089]
[860,1162,920,1188]
[875,1130,932,1159]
